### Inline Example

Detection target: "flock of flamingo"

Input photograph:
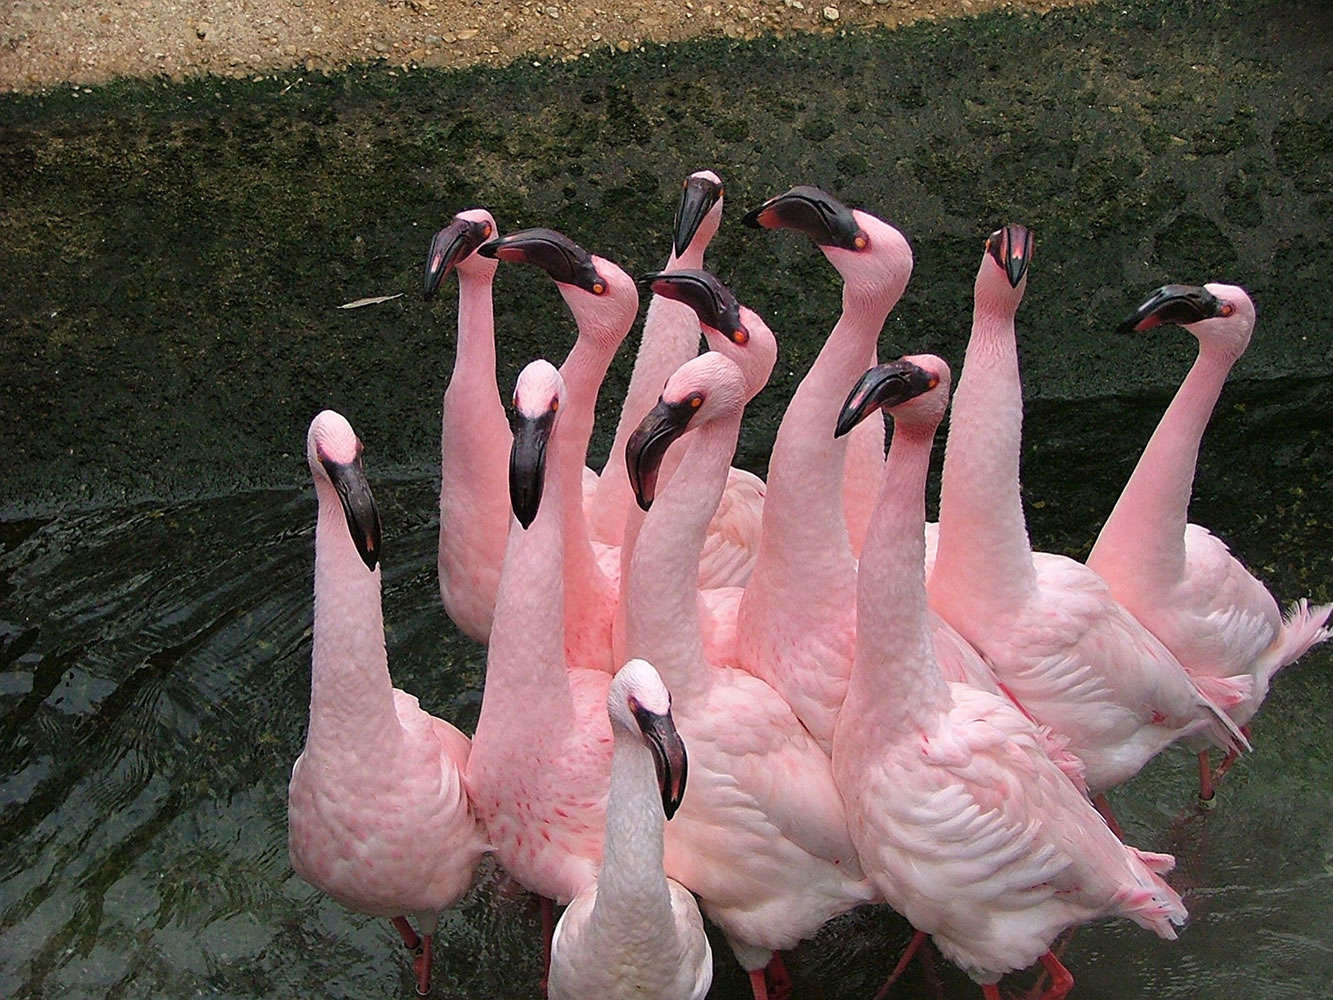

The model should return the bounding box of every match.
[286,172,1331,1000]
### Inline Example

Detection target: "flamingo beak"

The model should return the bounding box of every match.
[508,408,557,530]
[477,227,606,295]
[984,223,1033,288]
[741,185,867,252]
[625,397,701,511]
[1116,284,1224,333]
[835,360,940,438]
[672,174,724,258]
[641,268,746,342]
[320,453,382,571]
[631,700,688,820]
[423,217,494,299]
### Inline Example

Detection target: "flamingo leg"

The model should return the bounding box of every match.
[413,933,433,996]
[1197,750,1216,805]
[1092,793,1125,841]
[391,915,421,952]
[765,951,793,1000]
[982,985,1003,1000]
[747,968,770,1000]
[1036,951,1074,1000]
[872,929,929,1000]
[539,896,555,996]
[1212,724,1249,783]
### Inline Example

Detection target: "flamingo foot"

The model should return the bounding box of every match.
[413,933,433,996]
[391,915,421,952]
[872,929,928,1000]
[765,952,793,1000]
[1092,792,1125,841]
[1035,951,1074,1000]
[747,968,770,1000]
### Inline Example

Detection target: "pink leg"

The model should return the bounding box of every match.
[539,896,555,996]
[1036,951,1074,1000]
[872,929,929,1000]
[1213,724,1249,783]
[413,933,433,996]
[391,915,421,952]
[1197,750,1216,804]
[1093,793,1125,841]
[982,985,1003,1000]
[765,952,793,1000]
[747,967,771,1000]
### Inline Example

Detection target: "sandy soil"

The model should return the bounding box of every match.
[2,0,1087,94]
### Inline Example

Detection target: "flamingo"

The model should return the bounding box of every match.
[423,209,507,644]
[831,355,1187,1000]
[465,361,615,942]
[622,352,877,1000]
[547,658,712,1000]
[288,410,486,997]
[478,229,640,673]
[1087,282,1332,801]
[735,187,998,751]
[928,224,1249,803]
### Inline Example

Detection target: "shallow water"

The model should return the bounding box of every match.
[2,388,1330,998]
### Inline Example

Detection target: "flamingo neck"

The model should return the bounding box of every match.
[589,725,674,938]
[447,268,501,411]
[847,423,952,736]
[307,489,402,757]
[933,303,1035,611]
[626,418,737,700]
[1088,345,1237,587]
[475,443,576,740]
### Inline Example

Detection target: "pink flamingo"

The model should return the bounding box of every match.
[832,355,1187,1000]
[547,658,713,1000]
[735,187,998,751]
[288,410,486,997]
[466,360,615,927]
[1087,283,1331,801]
[423,209,507,644]
[928,225,1249,803]
[478,229,640,672]
[623,352,877,1000]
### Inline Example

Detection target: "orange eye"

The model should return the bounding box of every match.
[592,281,606,295]
[483,223,492,237]
[927,374,940,389]
[731,328,750,345]
[854,233,868,250]
[551,399,560,412]
[690,395,703,408]
[1220,302,1235,317]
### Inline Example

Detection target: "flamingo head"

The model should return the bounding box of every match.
[307,410,382,572]
[508,360,566,530]
[480,227,638,349]
[642,267,777,402]
[609,659,688,820]
[423,208,497,299]
[835,355,950,438]
[671,170,725,262]
[1117,282,1255,360]
[625,352,747,510]
[743,185,912,303]
[976,223,1033,308]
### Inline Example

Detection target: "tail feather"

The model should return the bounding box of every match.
[1199,696,1252,756]
[1258,599,1333,689]
[1190,672,1253,711]
[1127,847,1176,876]
[1115,870,1187,941]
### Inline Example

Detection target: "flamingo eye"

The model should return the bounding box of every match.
[853,233,869,251]
[483,223,493,237]
[550,398,559,412]
[1220,302,1235,317]
[730,327,750,346]
[592,281,606,295]
[689,393,703,408]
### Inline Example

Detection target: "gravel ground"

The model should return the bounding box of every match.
[2,0,1086,93]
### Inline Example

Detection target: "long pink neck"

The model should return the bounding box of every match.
[307,487,402,758]
[1088,344,1236,588]
[932,302,1035,612]
[845,422,952,738]
[625,416,738,703]
[589,247,703,546]
[475,434,576,743]
[743,282,887,627]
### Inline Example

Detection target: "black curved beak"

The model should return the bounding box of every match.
[320,453,382,571]
[423,216,494,300]
[741,185,867,252]
[641,268,747,343]
[508,409,557,529]
[477,227,606,295]
[1116,284,1224,333]
[673,174,724,257]
[631,699,688,820]
[984,223,1033,288]
[835,360,940,438]
[625,397,700,510]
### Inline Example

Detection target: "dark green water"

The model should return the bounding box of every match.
[2,0,1331,996]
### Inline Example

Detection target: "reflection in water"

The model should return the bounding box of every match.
[1,395,1330,999]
